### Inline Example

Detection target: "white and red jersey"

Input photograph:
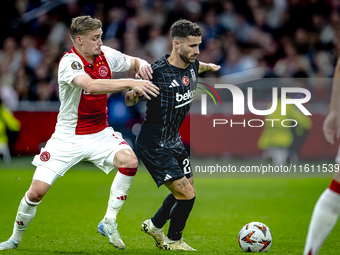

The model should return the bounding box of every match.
[56,45,131,135]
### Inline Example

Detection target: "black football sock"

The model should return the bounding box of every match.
[167,197,195,240]
[151,193,176,228]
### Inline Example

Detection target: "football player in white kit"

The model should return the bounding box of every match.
[304,58,340,255]
[0,15,159,251]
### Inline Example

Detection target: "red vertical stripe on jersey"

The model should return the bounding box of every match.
[76,92,108,135]
[70,46,111,135]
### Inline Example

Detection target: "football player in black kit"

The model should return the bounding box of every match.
[125,19,220,251]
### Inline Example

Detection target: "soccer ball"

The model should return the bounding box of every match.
[238,222,272,252]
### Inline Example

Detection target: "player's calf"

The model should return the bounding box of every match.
[0,192,41,250]
[167,197,195,241]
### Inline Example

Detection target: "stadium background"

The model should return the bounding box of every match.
[1,0,340,254]
[1,0,339,159]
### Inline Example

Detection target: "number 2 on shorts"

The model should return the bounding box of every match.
[183,158,191,174]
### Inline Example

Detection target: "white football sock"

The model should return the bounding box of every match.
[304,188,340,255]
[104,171,135,224]
[10,193,40,243]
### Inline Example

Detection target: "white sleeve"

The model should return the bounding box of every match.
[101,45,131,73]
[58,54,88,87]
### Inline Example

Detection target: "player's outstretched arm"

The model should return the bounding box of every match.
[130,57,153,80]
[324,57,340,144]
[72,74,159,100]
[198,62,221,74]
[125,62,154,106]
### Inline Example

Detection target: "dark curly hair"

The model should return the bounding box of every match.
[170,19,203,41]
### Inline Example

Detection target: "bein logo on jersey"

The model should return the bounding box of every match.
[175,82,222,109]
[175,89,196,108]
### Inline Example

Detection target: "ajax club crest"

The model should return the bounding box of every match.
[99,65,109,77]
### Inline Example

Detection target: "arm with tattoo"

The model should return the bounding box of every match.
[198,62,221,74]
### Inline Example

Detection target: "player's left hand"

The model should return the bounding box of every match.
[136,64,153,80]
[208,63,221,72]
[199,62,221,74]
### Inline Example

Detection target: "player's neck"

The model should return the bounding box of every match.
[168,52,189,69]
[73,45,95,64]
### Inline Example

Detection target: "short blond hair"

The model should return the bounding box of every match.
[70,16,102,41]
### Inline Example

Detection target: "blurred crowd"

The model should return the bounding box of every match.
[0,0,339,111]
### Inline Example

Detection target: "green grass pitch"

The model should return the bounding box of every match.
[1,157,340,254]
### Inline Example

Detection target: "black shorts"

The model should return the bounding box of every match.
[137,145,193,187]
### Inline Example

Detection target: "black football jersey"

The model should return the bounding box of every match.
[137,54,199,149]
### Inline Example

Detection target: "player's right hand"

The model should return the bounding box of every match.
[323,111,340,144]
[131,80,159,100]
[135,64,153,80]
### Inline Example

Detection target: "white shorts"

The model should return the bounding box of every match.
[33,166,60,186]
[32,127,132,177]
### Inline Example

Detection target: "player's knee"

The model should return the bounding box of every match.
[175,187,196,200]
[177,193,195,200]
[184,186,196,199]
[183,191,196,200]
[127,156,138,169]
[27,180,50,202]
[188,178,195,196]
[121,154,138,169]
[115,149,138,169]
[26,190,44,202]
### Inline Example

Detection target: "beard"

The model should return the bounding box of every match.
[179,54,191,64]
[179,50,196,64]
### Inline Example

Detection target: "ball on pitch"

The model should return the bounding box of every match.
[238,222,272,252]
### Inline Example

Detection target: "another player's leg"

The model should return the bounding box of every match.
[138,147,174,248]
[0,166,54,250]
[162,177,197,251]
[97,149,138,250]
[304,178,340,255]
[141,193,176,248]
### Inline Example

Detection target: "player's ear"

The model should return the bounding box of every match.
[75,36,82,45]
[173,39,181,50]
